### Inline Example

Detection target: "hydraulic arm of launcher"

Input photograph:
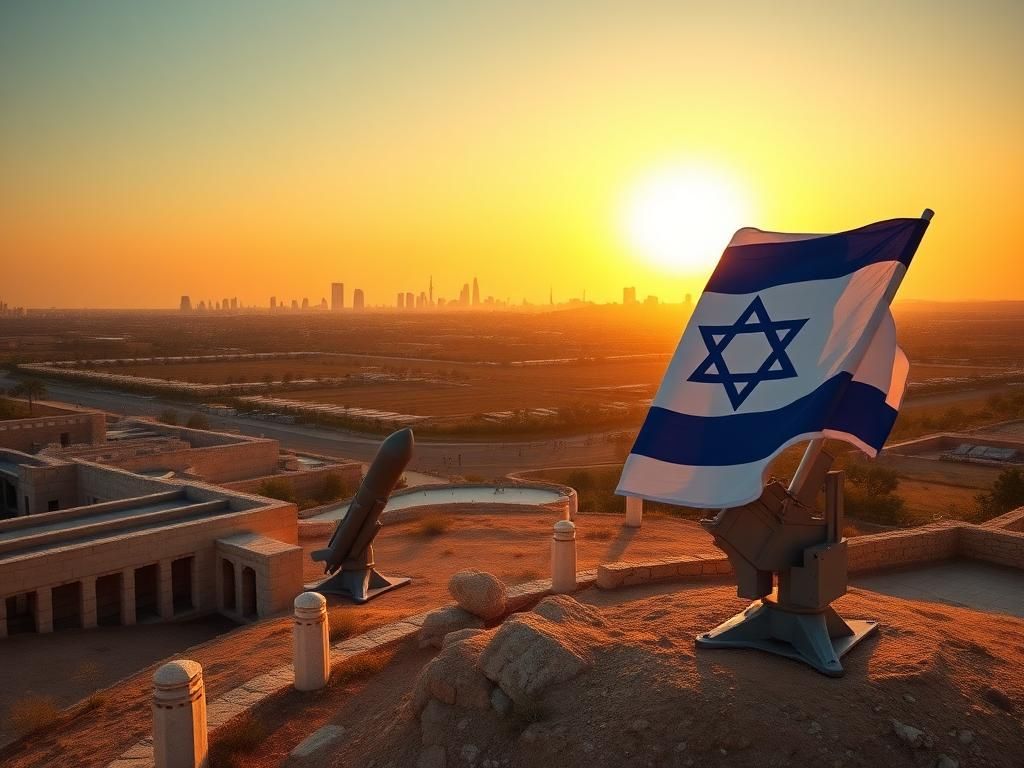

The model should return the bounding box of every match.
[696,442,877,676]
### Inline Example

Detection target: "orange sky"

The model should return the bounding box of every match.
[1,2,1021,308]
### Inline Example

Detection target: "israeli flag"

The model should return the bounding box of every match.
[617,215,931,509]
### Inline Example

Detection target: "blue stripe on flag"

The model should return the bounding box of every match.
[630,373,897,467]
[706,218,928,295]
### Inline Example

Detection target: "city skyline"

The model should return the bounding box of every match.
[1,2,1022,308]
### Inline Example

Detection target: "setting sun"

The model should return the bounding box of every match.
[621,165,752,277]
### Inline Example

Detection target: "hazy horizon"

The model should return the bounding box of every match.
[2,1,1021,308]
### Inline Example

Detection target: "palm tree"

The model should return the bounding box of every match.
[11,379,47,415]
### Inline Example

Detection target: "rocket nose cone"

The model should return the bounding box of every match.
[380,427,415,461]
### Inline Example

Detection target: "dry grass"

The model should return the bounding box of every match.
[504,568,542,585]
[329,648,394,688]
[328,611,362,643]
[6,695,60,737]
[415,514,453,537]
[209,715,267,768]
[582,528,614,541]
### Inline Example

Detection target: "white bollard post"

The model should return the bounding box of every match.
[551,520,577,593]
[625,496,644,528]
[152,660,207,768]
[566,489,578,521]
[293,591,330,691]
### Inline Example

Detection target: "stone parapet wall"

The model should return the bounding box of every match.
[982,507,1024,532]
[224,462,362,500]
[596,508,1024,593]
[958,526,1024,569]
[596,554,732,590]
[0,410,106,453]
[846,522,961,573]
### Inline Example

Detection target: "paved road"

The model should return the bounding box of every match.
[0,374,627,476]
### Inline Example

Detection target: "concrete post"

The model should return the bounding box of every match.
[34,586,53,634]
[566,489,578,521]
[158,559,175,620]
[0,596,7,639]
[81,575,97,629]
[152,660,208,768]
[625,496,644,528]
[293,592,330,691]
[551,520,577,594]
[121,567,137,626]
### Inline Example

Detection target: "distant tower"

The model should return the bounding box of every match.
[270,296,277,309]
[397,292,405,309]
[301,297,309,310]
[320,297,327,309]
[472,277,480,307]
[623,287,637,305]
[460,283,470,306]
[222,297,229,310]
[549,286,553,306]
[405,291,414,310]
[331,282,344,311]
[684,292,694,309]
[353,288,365,310]
[180,295,192,312]
[231,297,238,310]
[429,275,434,305]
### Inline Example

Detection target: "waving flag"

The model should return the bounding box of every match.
[617,214,930,509]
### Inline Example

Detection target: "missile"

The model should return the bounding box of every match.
[311,427,414,575]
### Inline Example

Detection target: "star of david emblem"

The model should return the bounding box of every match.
[688,295,808,410]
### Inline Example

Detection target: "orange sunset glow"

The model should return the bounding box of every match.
[1,2,1021,308]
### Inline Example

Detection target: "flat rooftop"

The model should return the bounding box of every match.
[0,491,241,562]
[852,560,1024,618]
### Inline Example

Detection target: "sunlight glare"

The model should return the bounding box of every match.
[621,165,751,275]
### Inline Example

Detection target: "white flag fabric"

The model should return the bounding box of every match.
[617,216,929,509]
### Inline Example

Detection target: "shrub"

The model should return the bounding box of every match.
[256,478,295,503]
[157,409,178,426]
[7,695,60,736]
[416,514,452,536]
[844,486,906,526]
[314,474,349,505]
[975,468,1024,521]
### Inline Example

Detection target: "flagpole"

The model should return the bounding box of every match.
[788,438,825,497]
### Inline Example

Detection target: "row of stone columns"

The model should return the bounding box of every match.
[0,556,197,637]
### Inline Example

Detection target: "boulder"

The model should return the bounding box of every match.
[533,594,607,627]
[479,610,591,703]
[413,632,494,713]
[418,606,485,649]
[448,570,507,620]
[442,628,487,648]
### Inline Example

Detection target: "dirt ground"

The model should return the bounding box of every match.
[0,511,715,768]
[228,582,1024,768]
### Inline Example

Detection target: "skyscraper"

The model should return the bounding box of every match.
[301,297,309,310]
[353,288,365,310]
[397,292,405,309]
[405,291,414,309]
[331,282,344,311]
[472,277,480,306]
[270,296,277,309]
[180,295,192,312]
[623,286,637,305]
[460,283,470,306]
[429,275,433,305]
